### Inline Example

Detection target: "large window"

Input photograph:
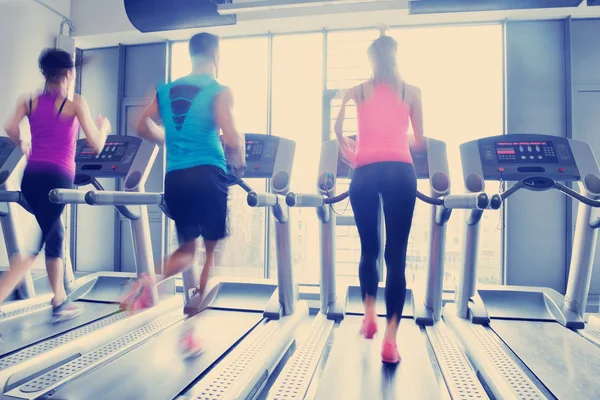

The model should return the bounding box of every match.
[168,24,503,286]
[326,26,503,286]
[170,38,269,278]
[388,25,503,286]
[269,34,323,282]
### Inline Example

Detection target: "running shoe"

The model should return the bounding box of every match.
[121,274,156,314]
[359,317,378,339]
[179,327,204,359]
[119,279,143,312]
[52,301,83,324]
[381,340,401,364]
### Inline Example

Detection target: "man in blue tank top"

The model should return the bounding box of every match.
[123,33,245,358]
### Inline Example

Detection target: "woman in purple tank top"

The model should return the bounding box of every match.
[0,49,111,326]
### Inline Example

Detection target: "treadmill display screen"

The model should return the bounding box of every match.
[495,141,558,164]
[77,142,129,162]
[246,140,264,162]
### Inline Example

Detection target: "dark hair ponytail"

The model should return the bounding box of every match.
[368,36,400,90]
[38,48,75,84]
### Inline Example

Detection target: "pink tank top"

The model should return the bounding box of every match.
[28,93,79,177]
[354,83,412,168]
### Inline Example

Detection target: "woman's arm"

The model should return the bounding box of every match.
[408,85,425,148]
[334,87,356,140]
[4,99,28,145]
[334,87,358,165]
[136,94,165,145]
[74,95,110,153]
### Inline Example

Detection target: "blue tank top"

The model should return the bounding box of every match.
[157,74,227,173]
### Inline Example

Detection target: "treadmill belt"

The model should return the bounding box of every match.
[314,316,443,400]
[492,320,600,399]
[0,302,120,357]
[47,309,263,400]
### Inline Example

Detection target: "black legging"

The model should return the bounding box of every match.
[21,166,73,259]
[349,161,417,321]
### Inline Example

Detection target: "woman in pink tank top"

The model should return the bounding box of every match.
[0,49,110,328]
[334,36,425,364]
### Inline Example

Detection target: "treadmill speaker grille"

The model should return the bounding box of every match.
[0,312,126,370]
[19,311,181,394]
[267,317,333,400]
[195,321,283,399]
[469,325,544,399]
[426,324,487,399]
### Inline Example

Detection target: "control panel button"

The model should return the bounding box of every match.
[254,165,259,170]
[499,167,505,172]
[559,167,565,173]
[112,165,116,170]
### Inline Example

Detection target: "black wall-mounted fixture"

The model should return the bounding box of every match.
[124,0,236,33]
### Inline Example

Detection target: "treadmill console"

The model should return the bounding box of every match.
[74,135,158,190]
[474,134,579,181]
[241,134,296,193]
[75,136,142,179]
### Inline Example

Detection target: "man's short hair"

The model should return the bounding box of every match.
[189,33,220,58]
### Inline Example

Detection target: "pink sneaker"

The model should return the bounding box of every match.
[381,340,401,364]
[359,317,378,339]
[121,274,156,314]
[179,328,203,359]
[119,280,142,312]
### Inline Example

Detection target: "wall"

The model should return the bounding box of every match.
[505,20,568,292]
[0,0,72,268]
[570,18,600,306]
[76,43,166,273]
[75,47,119,272]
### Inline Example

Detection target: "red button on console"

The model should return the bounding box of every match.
[559,167,565,172]
[254,165,259,170]
[499,167,505,172]
[112,165,117,170]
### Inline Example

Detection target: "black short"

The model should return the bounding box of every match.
[164,165,229,243]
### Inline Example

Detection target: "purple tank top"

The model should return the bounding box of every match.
[28,93,79,177]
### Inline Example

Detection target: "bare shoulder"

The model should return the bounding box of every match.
[404,83,421,98]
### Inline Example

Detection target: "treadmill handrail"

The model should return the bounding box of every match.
[0,191,23,203]
[499,179,600,208]
[285,191,349,208]
[49,188,88,204]
[85,190,164,206]
[287,190,488,210]
[247,191,280,208]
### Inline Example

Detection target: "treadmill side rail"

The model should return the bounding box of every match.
[0,296,182,394]
[266,313,334,400]
[425,322,488,400]
[184,302,309,400]
[444,304,547,400]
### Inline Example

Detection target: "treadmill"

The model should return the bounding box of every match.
[0,135,181,398]
[0,136,76,310]
[445,133,600,399]
[263,136,490,400]
[27,133,309,400]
